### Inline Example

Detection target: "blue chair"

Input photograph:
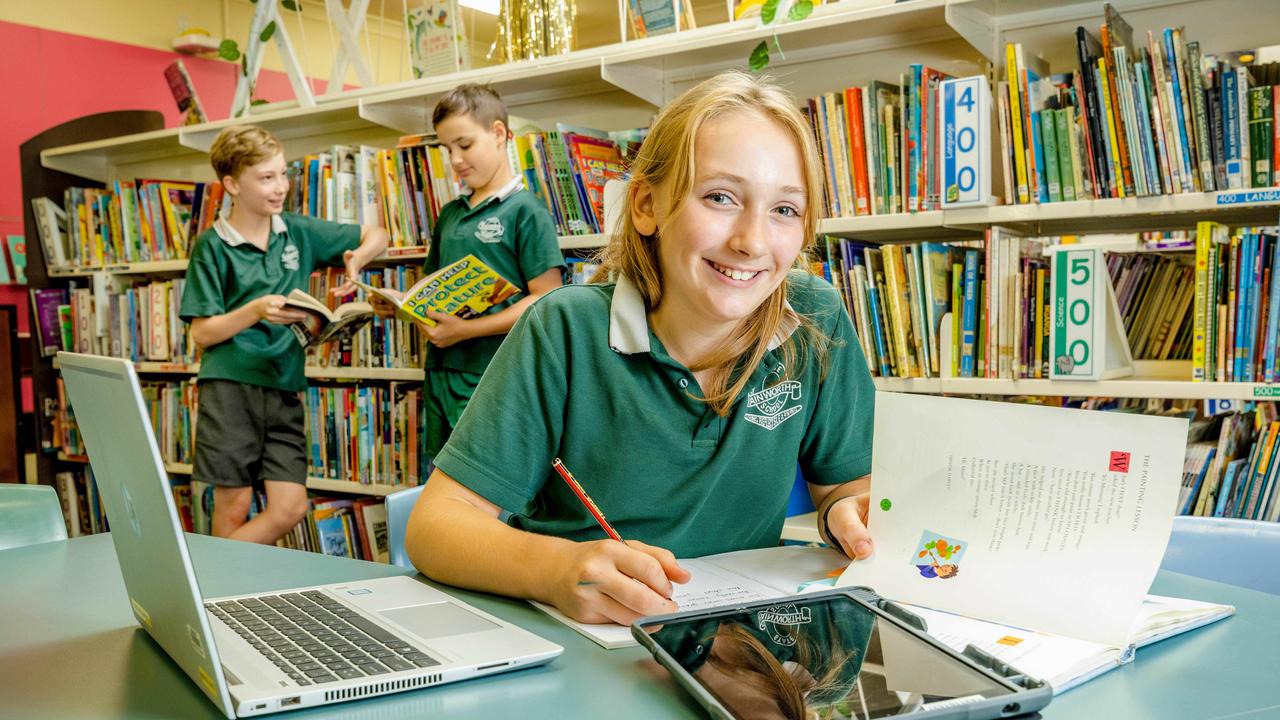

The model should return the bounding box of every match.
[0,485,68,551]
[1160,516,1280,595]
[385,484,425,569]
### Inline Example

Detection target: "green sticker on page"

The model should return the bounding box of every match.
[880,498,892,511]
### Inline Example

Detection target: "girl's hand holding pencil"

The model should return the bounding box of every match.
[549,458,691,626]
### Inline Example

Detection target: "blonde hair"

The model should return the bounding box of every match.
[594,71,828,415]
[209,125,283,181]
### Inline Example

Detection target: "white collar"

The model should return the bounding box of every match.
[607,274,800,355]
[463,175,524,209]
[213,212,288,247]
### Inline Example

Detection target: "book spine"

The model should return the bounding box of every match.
[996,81,1015,205]
[1075,29,1108,197]
[1224,70,1242,188]
[961,249,978,377]
[1239,68,1252,192]
[1102,40,1136,196]
[1250,87,1273,188]
[1274,86,1280,186]
[1133,62,1163,196]
[1041,109,1062,202]
[1055,109,1077,201]
[1098,58,1125,198]
[1030,108,1049,203]
[846,88,871,216]
[1170,30,1199,192]
[1193,222,1213,380]
[1006,45,1031,204]
[1186,41,1215,191]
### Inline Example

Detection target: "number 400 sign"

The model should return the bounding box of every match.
[1050,247,1134,380]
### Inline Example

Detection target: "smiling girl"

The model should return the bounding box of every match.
[405,71,877,626]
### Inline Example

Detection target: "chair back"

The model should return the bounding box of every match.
[1161,516,1280,595]
[0,485,68,551]
[385,484,426,569]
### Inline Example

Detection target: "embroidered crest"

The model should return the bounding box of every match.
[745,364,803,430]
[757,604,812,646]
[281,244,301,271]
[475,217,505,243]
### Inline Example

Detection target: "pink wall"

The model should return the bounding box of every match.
[1,21,347,411]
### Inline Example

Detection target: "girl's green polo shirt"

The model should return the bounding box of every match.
[422,178,565,374]
[178,212,360,392]
[433,270,876,558]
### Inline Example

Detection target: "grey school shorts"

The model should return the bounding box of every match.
[192,380,307,488]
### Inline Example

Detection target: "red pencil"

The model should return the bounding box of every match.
[552,457,623,542]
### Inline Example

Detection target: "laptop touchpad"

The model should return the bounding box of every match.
[378,602,500,639]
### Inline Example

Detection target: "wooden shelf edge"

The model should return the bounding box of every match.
[305,478,413,497]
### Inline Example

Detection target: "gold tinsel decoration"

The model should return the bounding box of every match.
[490,0,577,63]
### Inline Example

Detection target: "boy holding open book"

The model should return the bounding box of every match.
[179,125,388,545]
[371,84,564,463]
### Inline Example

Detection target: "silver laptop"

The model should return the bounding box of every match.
[57,352,562,718]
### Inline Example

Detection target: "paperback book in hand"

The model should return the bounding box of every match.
[354,254,520,328]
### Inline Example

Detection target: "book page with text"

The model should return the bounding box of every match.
[838,392,1187,646]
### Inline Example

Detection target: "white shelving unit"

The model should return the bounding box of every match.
[41,0,1280,499]
[164,462,410,498]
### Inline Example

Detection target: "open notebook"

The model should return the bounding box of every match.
[534,545,1233,695]
[531,545,848,649]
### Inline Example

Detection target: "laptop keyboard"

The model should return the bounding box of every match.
[206,590,439,686]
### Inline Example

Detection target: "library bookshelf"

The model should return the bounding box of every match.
[26,0,1280,543]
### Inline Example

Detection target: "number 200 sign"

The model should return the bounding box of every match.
[941,76,992,208]
[1051,248,1101,379]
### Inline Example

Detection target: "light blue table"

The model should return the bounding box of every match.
[1,533,1276,719]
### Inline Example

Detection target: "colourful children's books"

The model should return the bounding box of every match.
[355,253,520,328]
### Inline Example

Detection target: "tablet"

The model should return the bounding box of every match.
[632,587,1052,720]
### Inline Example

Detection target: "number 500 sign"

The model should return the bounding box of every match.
[1050,247,1133,380]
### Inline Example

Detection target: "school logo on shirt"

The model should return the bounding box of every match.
[757,603,812,646]
[475,217,505,243]
[281,243,300,271]
[745,364,803,431]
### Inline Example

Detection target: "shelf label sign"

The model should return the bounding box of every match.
[941,76,993,208]
[1051,248,1100,379]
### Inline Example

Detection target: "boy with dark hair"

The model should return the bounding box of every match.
[373,83,564,461]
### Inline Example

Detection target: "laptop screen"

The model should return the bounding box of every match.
[57,353,235,717]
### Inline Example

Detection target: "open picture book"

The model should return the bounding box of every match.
[283,253,520,346]
[284,291,374,347]
[538,392,1234,695]
[353,253,519,328]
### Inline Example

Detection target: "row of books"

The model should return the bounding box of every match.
[1001,6,1280,206]
[514,126,630,236]
[143,380,199,467]
[277,496,391,563]
[1192,222,1280,382]
[305,266,426,369]
[304,383,423,488]
[814,230,1203,380]
[1109,252,1195,361]
[30,183,224,270]
[174,482,392,563]
[51,468,105,537]
[1181,403,1280,521]
[34,279,197,364]
[283,139,465,249]
[801,65,951,218]
[815,232,1040,379]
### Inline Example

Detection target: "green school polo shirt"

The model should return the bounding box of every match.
[433,270,877,558]
[423,177,564,374]
[179,212,360,392]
